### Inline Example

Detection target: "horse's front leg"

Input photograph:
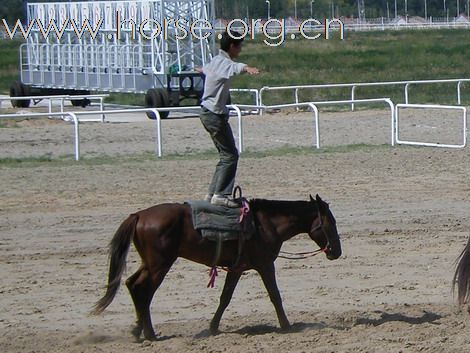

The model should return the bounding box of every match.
[210,270,242,335]
[257,262,291,330]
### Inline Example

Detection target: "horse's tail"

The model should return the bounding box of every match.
[453,235,470,306]
[91,213,139,315]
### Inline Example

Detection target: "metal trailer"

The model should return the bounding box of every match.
[11,0,216,118]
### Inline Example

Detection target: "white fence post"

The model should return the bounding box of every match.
[307,103,320,148]
[228,105,243,153]
[150,109,162,157]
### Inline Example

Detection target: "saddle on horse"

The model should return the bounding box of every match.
[187,187,255,268]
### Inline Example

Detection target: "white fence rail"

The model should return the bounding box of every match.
[0,111,81,159]
[0,106,245,160]
[0,109,164,161]
[214,17,470,34]
[67,98,395,156]
[229,89,260,114]
[395,103,467,148]
[0,94,108,117]
[0,98,393,160]
[236,98,395,147]
[259,79,470,113]
[1,98,468,161]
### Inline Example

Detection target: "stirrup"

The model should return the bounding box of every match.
[232,185,243,201]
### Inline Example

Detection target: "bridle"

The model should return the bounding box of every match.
[278,212,331,260]
[310,212,331,251]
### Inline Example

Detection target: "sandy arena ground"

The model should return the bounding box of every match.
[1,107,470,352]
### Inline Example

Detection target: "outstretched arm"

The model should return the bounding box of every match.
[243,66,260,75]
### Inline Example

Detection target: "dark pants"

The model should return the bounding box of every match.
[200,107,239,196]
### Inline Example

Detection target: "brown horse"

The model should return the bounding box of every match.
[92,194,342,340]
[453,236,470,308]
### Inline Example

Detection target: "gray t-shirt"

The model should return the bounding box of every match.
[201,50,246,115]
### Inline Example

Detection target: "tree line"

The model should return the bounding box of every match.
[0,0,466,24]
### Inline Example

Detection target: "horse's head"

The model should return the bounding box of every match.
[308,194,342,260]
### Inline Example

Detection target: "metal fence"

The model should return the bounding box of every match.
[258,78,470,112]
[213,16,470,34]
[1,97,469,161]
[0,98,395,160]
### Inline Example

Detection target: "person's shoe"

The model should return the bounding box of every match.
[204,194,213,202]
[210,194,240,208]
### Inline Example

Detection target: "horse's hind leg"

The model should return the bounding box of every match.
[126,264,172,341]
[125,266,145,339]
[210,271,242,335]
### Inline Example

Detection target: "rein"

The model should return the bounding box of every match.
[277,209,330,260]
[278,247,327,260]
[208,246,327,287]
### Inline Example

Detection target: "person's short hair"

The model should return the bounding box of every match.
[220,31,244,52]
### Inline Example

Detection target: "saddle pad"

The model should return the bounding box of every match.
[187,200,243,241]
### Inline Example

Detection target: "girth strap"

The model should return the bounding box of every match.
[211,235,223,267]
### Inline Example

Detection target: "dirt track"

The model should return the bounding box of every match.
[2,108,470,352]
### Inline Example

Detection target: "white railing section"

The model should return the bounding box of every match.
[259,78,470,113]
[229,89,260,114]
[214,18,470,34]
[235,103,320,149]
[0,109,164,161]
[0,94,108,116]
[0,106,244,161]
[74,106,243,157]
[395,103,467,148]
[0,111,81,160]
[73,98,394,154]
[2,98,468,161]
[309,98,396,146]
[236,98,395,147]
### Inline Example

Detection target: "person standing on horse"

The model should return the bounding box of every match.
[199,31,260,207]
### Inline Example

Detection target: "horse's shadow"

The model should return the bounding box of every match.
[354,310,442,327]
[194,310,442,338]
[232,321,329,335]
[74,332,179,345]
[194,321,329,338]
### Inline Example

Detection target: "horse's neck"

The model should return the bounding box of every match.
[253,200,313,242]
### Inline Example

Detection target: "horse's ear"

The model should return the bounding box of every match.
[315,194,327,212]
[309,194,315,203]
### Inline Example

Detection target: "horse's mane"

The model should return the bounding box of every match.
[249,198,314,214]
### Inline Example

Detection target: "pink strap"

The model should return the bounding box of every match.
[239,199,250,223]
[207,267,218,288]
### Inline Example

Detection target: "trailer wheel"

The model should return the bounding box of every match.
[71,98,91,107]
[10,81,31,108]
[145,88,170,119]
[71,90,91,107]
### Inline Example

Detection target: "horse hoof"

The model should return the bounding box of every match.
[280,324,291,332]
[209,326,220,335]
[131,325,142,339]
[143,331,158,341]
